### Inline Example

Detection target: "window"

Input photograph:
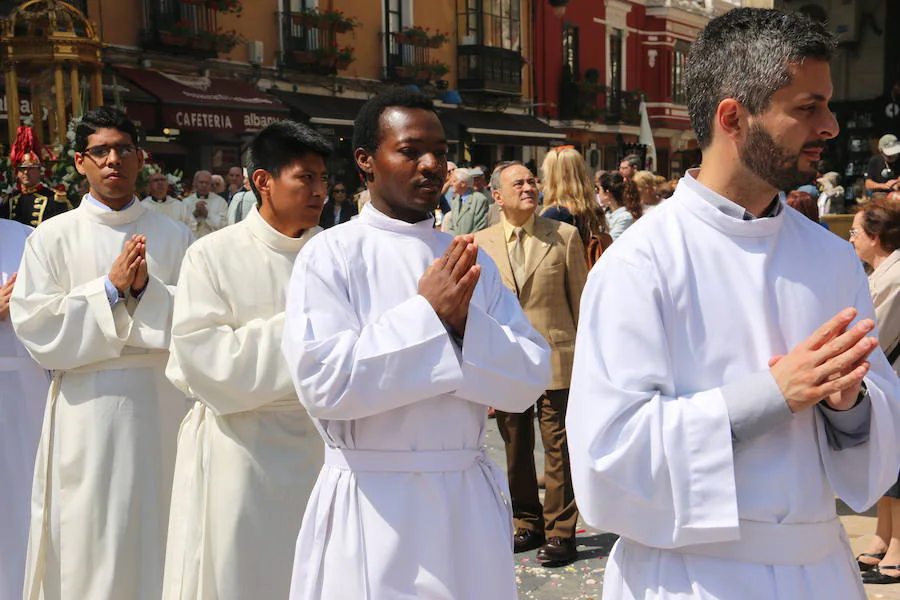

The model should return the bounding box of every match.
[609,28,623,93]
[562,24,579,80]
[672,40,689,105]
[456,0,520,51]
[285,0,318,52]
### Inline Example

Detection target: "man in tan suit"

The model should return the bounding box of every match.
[475,161,587,565]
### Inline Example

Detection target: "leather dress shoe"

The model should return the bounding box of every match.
[536,537,578,565]
[513,529,545,553]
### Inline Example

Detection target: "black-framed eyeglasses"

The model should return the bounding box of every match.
[333,188,347,194]
[82,143,137,161]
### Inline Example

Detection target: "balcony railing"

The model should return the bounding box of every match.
[141,0,219,57]
[457,44,523,97]
[384,32,446,83]
[558,79,640,125]
[280,12,336,74]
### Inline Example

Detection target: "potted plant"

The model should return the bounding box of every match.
[335,45,355,69]
[215,29,244,53]
[429,31,449,49]
[319,9,359,33]
[292,8,320,28]
[429,61,450,79]
[160,19,192,46]
[206,0,242,16]
[398,25,430,47]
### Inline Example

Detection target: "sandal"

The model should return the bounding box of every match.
[862,564,900,584]
[858,552,886,573]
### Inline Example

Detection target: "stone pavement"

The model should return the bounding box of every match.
[484,418,900,599]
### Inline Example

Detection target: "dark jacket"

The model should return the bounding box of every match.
[319,199,358,229]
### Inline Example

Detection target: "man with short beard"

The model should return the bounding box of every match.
[567,8,900,600]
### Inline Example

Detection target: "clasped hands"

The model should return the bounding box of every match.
[109,235,149,298]
[770,308,878,412]
[418,235,481,337]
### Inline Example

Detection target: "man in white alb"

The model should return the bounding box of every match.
[163,121,330,600]
[0,219,49,600]
[283,88,552,600]
[142,170,192,228]
[567,9,900,600]
[183,170,227,237]
[10,107,193,600]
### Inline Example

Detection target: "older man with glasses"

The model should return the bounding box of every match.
[319,182,357,229]
[142,171,192,228]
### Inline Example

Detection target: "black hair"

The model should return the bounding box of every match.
[74,106,140,153]
[247,120,333,204]
[352,88,436,154]
[685,8,836,148]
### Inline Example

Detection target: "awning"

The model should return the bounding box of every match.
[439,108,566,146]
[103,70,158,132]
[270,91,365,139]
[114,67,288,134]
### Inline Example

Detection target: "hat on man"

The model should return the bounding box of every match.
[9,125,50,168]
[879,134,900,158]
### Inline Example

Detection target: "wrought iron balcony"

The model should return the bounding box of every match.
[456,44,523,97]
[279,11,337,75]
[383,32,448,84]
[140,0,220,57]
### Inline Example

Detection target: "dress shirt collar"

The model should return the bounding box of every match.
[683,168,783,220]
[501,213,536,242]
[84,192,137,212]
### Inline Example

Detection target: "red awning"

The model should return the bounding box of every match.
[114,67,288,134]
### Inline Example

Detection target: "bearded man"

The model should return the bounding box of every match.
[567,8,900,600]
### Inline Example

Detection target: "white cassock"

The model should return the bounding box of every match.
[142,196,193,229]
[183,193,228,238]
[163,205,324,600]
[567,173,900,600]
[10,199,193,600]
[0,220,49,600]
[283,203,551,600]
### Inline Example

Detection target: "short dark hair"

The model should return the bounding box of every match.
[352,88,436,154]
[685,8,836,148]
[74,106,140,153]
[247,120,333,203]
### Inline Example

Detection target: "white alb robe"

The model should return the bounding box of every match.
[10,200,193,600]
[283,203,552,600]
[0,220,49,600]
[163,206,323,600]
[142,196,193,229]
[567,175,900,600]
[183,193,228,238]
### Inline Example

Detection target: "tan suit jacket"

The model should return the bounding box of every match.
[476,216,587,390]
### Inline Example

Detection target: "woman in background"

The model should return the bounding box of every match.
[599,172,641,240]
[851,200,900,584]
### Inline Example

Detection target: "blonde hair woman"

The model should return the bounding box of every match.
[540,146,609,244]
[633,170,659,211]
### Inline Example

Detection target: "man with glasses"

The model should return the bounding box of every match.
[0,125,71,226]
[142,170,192,228]
[318,182,357,228]
[10,106,193,600]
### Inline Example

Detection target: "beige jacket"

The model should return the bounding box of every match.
[870,250,900,372]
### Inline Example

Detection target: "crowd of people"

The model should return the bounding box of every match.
[2,7,900,600]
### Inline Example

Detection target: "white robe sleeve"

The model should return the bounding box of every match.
[566,253,739,549]
[10,234,134,370]
[816,270,900,512]
[167,248,293,414]
[283,238,469,421]
[451,254,551,412]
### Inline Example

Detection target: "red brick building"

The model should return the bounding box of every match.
[533,0,739,177]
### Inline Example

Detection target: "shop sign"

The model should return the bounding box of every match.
[165,106,283,134]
